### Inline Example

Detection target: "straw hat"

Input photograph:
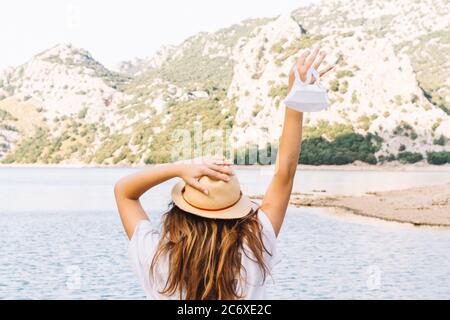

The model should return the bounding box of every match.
[171,174,257,219]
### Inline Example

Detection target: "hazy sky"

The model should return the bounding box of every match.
[0,0,316,71]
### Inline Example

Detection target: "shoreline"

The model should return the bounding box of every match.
[1,162,450,172]
[251,183,450,227]
[2,163,449,226]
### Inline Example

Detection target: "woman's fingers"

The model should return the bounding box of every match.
[187,178,209,195]
[313,51,327,70]
[304,47,320,71]
[213,158,233,166]
[214,161,233,166]
[319,64,336,77]
[295,50,311,82]
[208,164,234,175]
[203,168,231,182]
[297,50,311,67]
[186,163,234,195]
[198,155,223,165]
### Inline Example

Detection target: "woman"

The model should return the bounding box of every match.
[114,47,334,299]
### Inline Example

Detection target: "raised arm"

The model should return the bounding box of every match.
[260,47,333,236]
[114,160,233,239]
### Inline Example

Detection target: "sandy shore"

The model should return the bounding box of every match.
[252,183,450,227]
[294,184,450,227]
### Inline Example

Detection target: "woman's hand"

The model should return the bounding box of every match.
[115,157,234,238]
[175,157,234,195]
[289,47,335,84]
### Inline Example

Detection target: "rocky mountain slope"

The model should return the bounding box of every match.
[0,0,449,165]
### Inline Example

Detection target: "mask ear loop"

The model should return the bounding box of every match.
[310,67,321,85]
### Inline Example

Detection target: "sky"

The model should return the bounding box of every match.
[0,0,316,72]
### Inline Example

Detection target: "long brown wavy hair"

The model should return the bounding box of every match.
[150,203,271,300]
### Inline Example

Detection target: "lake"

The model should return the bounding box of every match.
[1,167,450,299]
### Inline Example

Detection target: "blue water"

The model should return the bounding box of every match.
[0,167,449,299]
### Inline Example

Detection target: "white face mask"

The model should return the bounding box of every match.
[282,66,329,112]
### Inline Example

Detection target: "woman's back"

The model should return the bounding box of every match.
[128,209,280,300]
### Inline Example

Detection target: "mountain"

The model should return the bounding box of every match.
[0,0,449,165]
[0,43,130,164]
[116,45,176,76]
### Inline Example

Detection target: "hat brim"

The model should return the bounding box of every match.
[171,180,258,219]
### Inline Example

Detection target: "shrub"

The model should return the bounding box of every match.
[378,154,396,163]
[252,104,263,117]
[230,133,382,166]
[251,72,262,80]
[268,84,288,98]
[257,46,265,61]
[299,133,381,165]
[399,144,406,151]
[270,42,285,54]
[410,93,419,103]
[397,151,423,163]
[336,70,354,78]
[433,135,447,146]
[342,31,355,37]
[426,151,450,165]
[351,90,358,104]
[393,121,418,140]
[0,109,17,121]
[432,120,442,131]
[77,107,88,119]
[339,80,348,94]
[357,115,371,130]
[329,79,339,92]
[387,154,396,161]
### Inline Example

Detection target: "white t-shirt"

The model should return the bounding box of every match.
[128,210,281,300]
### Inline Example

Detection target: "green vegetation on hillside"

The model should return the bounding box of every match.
[303,120,354,140]
[42,45,130,89]
[299,133,382,165]
[393,121,418,140]
[396,151,423,164]
[433,135,447,146]
[2,6,449,167]
[0,109,18,121]
[231,131,382,165]
[426,151,450,165]
[357,115,371,130]
[3,127,49,163]
[268,84,288,98]
[144,95,235,164]
[397,30,450,114]
[93,134,131,164]
[2,119,106,164]
[273,34,324,65]
[126,18,271,95]
[116,18,270,165]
